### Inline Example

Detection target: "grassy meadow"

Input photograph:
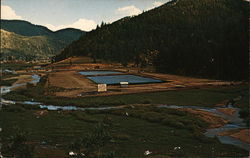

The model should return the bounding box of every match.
[0,104,248,158]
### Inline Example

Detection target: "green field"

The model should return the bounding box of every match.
[0,78,18,86]
[1,71,249,157]
[4,78,248,107]
[3,79,249,125]
[0,104,248,158]
[1,63,37,70]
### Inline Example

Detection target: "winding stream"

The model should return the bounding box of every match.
[0,74,41,95]
[158,105,249,151]
[0,74,249,151]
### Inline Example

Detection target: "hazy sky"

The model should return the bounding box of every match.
[1,0,170,31]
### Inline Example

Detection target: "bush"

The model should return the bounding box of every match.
[164,109,187,116]
[71,112,98,123]
[142,100,151,104]
[143,111,165,123]
[192,132,213,143]
[3,105,25,112]
[113,134,130,140]
[0,79,18,86]
[161,118,185,129]
[20,104,40,110]
[3,91,30,101]
[2,127,34,158]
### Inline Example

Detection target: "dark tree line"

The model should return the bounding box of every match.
[56,0,249,80]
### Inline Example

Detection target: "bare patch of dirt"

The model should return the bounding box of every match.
[217,108,236,116]
[35,110,48,116]
[46,71,96,97]
[8,74,33,91]
[219,129,250,144]
[215,100,230,107]
[15,75,33,84]
[34,147,66,158]
[180,108,228,128]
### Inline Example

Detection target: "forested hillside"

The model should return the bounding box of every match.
[1,20,85,60]
[1,29,62,60]
[56,0,249,80]
[1,20,53,36]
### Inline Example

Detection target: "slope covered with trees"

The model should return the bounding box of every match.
[56,0,249,80]
[1,20,53,36]
[1,29,60,60]
[1,20,85,60]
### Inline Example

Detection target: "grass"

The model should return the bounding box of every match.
[1,71,248,157]
[0,73,19,86]
[1,73,19,80]
[3,75,248,125]
[1,63,37,71]
[0,78,18,86]
[4,79,248,108]
[0,104,248,158]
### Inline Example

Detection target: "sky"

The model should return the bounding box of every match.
[1,0,170,32]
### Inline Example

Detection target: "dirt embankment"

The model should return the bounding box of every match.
[180,108,228,128]
[6,74,34,91]
[46,71,96,97]
[14,75,33,84]
[219,129,250,144]
[217,108,236,116]
[182,107,249,144]
[46,69,240,98]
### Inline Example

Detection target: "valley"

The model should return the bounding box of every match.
[0,0,249,157]
[0,57,249,158]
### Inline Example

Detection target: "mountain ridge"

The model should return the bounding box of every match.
[1,19,85,36]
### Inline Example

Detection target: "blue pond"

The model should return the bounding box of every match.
[87,75,163,85]
[79,71,122,76]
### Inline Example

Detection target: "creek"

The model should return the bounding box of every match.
[0,74,248,151]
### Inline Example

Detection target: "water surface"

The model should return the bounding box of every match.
[87,74,163,85]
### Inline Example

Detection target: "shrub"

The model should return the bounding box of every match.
[3,105,25,112]
[113,134,130,140]
[20,104,40,110]
[142,100,151,104]
[192,132,213,143]
[161,118,185,129]
[71,112,98,123]
[2,127,34,158]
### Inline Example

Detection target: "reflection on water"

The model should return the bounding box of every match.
[87,74,163,85]
[39,105,123,111]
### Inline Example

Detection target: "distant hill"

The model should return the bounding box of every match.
[53,28,85,42]
[1,20,53,36]
[1,20,85,60]
[1,29,60,60]
[56,0,248,80]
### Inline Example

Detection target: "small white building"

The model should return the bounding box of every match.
[120,82,129,88]
[98,84,107,92]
